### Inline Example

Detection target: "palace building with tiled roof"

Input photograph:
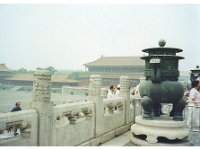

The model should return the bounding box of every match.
[0,63,78,88]
[82,55,145,86]
[4,74,78,87]
[0,63,13,84]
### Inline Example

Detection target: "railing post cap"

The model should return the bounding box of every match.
[34,69,51,75]
[90,74,101,78]
[120,75,129,79]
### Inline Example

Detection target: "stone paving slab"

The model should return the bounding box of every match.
[100,131,131,146]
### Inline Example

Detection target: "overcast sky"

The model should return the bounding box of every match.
[0,4,200,71]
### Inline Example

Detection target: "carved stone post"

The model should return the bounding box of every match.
[119,76,131,124]
[88,74,102,137]
[88,74,102,101]
[101,88,109,115]
[100,88,108,99]
[31,70,53,146]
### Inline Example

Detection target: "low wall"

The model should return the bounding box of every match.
[130,95,142,118]
[53,101,95,146]
[100,97,125,136]
[0,110,38,146]
[0,71,140,146]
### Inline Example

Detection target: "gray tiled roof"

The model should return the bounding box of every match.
[0,64,12,72]
[5,74,78,83]
[84,56,145,67]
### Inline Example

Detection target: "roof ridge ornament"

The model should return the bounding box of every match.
[158,39,166,47]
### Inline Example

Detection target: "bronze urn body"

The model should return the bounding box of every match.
[139,40,186,121]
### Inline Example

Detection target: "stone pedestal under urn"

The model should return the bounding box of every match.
[131,116,189,146]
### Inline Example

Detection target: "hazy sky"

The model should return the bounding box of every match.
[0,4,200,71]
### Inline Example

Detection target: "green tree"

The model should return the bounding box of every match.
[68,72,80,80]
[36,67,43,70]
[46,66,57,74]
[36,66,57,74]
[15,68,34,73]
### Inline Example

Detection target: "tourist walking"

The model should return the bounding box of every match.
[187,80,200,129]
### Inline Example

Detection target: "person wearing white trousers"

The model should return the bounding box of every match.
[187,80,200,129]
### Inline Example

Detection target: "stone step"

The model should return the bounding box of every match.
[100,131,132,146]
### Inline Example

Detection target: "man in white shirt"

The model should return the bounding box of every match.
[107,85,117,99]
[116,84,120,96]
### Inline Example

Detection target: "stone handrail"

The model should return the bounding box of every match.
[0,72,139,146]
[54,101,94,126]
[103,97,124,115]
[52,101,95,146]
[130,95,142,117]
[0,110,38,146]
[184,105,200,132]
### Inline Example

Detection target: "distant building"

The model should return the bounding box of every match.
[4,74,79,88]
[82,56,145,86]
[0,63,78,88]
[0,63,13,84]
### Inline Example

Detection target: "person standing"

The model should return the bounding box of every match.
[11,102,22,135]
[11,102,22,112]
[107,85,117,99]
[187,80,200,129]
[116,84,120,96]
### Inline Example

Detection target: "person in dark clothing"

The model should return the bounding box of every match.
[11,102,22,112]
[11,102,22,135]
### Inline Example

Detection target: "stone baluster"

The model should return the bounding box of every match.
[31,70,53,146]
[0,122,6,134]
[68,115,77,125]
[119,76,131,124]
[135,97,142,116]
[130,99,134,109]
[105,104,114,115]
[101,88,108,99]
[117,102,123,112]
[101,88,108,115]
[88,74,102,137]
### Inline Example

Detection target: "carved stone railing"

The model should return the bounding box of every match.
[119,76,130,124]
[184,105,200,132]
[93,97,126,136]
[54,101,94,127]
[0,110,38,146]
[0,72,138,146]
[103,97,124,115]
[53,101,95,146]
[130,95,142,117]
